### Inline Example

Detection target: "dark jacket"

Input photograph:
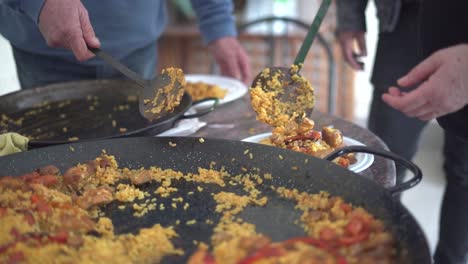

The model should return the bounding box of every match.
[421,0,468,140]
[336,0,402,32]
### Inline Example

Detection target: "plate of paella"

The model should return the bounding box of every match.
[242,132,374,173]
[184,74,248,110]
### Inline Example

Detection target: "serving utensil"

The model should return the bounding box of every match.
[251,0,332,124]
[89,48,185,121]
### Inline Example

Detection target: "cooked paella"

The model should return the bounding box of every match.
[260,118,356,168]
[0,153,395,263]
[250,65,315,127]
[184,82,228,101]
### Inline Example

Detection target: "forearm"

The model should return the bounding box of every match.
[189,0,237,45]
[336,0,368,32]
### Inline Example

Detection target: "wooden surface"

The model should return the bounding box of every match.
[193,94,396,189]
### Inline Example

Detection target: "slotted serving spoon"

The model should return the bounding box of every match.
[89,48,185,121]
[250,0,332,125]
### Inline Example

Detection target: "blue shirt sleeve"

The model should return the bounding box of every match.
[20,0,46,24]
[189,0,237,45]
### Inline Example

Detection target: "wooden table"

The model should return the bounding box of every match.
[193,95,396,189]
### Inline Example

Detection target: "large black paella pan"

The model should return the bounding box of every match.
[0,137,430,263]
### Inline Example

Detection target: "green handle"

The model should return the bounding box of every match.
[293,0,332,66]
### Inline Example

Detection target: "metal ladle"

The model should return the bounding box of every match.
[89,48,185,122]
[250,0,332,126]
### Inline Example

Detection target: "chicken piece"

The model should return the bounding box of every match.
[211,231,233,245]
[85,160,99,174]
[239,235,271,253]
[321,127,344,148]
[37,165,59,176]
[59,214,96,233]
[128,170,152,185]
[296,118,315,134]
[188,250,215,264]
[28,175,58,187]
[63,165,91,191]
[18,171,41,181]
[0,176,32,192]
[30,184,72,204]
[97,154,114,168]
[76,187,114,209]
[334,157,350,168]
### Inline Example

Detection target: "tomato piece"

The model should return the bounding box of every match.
[0,207,7,216]
[30,194,41,204]
[203,253,217,264]
[336,255,348,264]
[319,227,337,241]
[7,251,25,264]
[338,232,369,246]
[0,241,14,254]
[30,194,52,215]
[335,157,350,168]
[346,217,364,236]
[340,203,352,214]
[49,231,68,244]
[36,202,52,215]
[10,228,20,239]
[22,211,35,225]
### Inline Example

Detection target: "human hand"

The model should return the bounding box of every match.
[38,0,100,61]
[208,37,251,84]
[382,44,468,121]
[338,31,366,70]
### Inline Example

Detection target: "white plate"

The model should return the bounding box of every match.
[242,132,374,173]
[185,74,248,111]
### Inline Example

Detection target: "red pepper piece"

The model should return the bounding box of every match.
[0,207,7,216]
[319,227,337,241]
[7,251,25,264]
[30,194,41,204]
[284,237,329,249]
[30,194,52,215]
[336,255,348,264]
[48,231,68,244]
[284,130,321,144]
[203,253,217,264]
[345,216,365,236]
[238,246,284,264]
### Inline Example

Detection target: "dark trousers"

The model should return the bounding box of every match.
[369,3,468,264]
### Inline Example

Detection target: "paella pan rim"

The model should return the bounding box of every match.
[0,79,193,146]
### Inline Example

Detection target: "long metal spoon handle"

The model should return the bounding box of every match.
[293,0,332,66]
[88,47,147,88]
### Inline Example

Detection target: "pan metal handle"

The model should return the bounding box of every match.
[181,98,219,119]
[325,145,422,195]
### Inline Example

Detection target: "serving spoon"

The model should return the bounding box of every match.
[89,48,185,121]
[250,0,332,126]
